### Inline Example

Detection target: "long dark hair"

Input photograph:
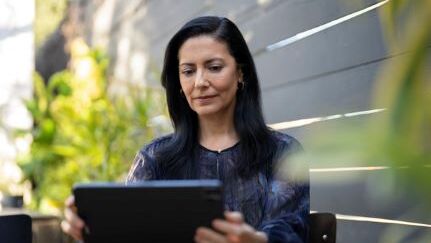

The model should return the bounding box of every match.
[157,16,276,179]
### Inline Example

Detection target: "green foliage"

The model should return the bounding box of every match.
[374,0,431,202]
[284,1,431,241]
[19,42,169,212]
[290,0,431,196]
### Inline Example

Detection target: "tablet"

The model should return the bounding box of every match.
[73,180,223,243]
[0,214,32,243]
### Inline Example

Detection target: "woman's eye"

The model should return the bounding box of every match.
[181,69,194,76]
[208,65,222,72]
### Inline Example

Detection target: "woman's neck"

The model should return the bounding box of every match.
[198,112,239,152]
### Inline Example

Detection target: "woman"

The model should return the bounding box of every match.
[62,16,309,243]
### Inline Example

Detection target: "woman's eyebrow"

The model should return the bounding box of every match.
[179,62,194,67]
[205,58,224,64]
[179,58,224,66]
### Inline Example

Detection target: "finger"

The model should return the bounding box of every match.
[194,233,212,243]
[224,211,244,224]
[65,195,79,215]
[212,219,241,236]
[196,227,226,243]
[194,238,211,243]
[64,207,85,229]
[256,231,268,242]
[226,230,264,243]
[61,220,83,241]
[61,220,82,240]
[226,234,241,243]
[65,195,75,208]
[194,237,213,243]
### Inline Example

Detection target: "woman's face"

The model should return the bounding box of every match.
[178,35,242,118]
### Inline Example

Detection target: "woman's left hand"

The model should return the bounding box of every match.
[194,211,268,243]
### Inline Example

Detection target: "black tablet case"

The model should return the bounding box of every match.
[73,180,223,243]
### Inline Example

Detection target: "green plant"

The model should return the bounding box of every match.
[19,39,170,213]
[373,0,431,204]
[282,1,430,241]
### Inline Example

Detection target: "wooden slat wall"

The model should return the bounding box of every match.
[84,0,431,241]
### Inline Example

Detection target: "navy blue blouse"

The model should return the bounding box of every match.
[126,131,309,242]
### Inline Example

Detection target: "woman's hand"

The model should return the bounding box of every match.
[60,195,85,241]
[194,211,268,243]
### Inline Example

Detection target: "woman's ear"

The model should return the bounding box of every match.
[237,67,243,81]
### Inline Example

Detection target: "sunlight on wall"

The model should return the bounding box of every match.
[0,0,34,203]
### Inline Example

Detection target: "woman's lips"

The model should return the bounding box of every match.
[194,95,217,104]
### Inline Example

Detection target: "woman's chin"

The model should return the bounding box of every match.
[193,106,220,117]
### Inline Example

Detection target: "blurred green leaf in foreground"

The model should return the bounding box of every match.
[282,0,430,241]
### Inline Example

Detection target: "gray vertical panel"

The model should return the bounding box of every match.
[239,0,380,53]
[277,115,431,243]
[142,0,386,83]
[133,0,210,43]
[336,220,431,243]
[201,0,261,19]
[129,0,211,86]
[261,59,380,123]
[310,169,431,223]
[255,9,387,91]
[277,112,383,149]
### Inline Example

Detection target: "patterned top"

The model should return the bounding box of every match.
[126,131,309,243]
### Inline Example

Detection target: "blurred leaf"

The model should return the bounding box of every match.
[17,40,171,213]
[282,4,431,241]
[48,72,73,97]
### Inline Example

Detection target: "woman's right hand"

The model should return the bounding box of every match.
[61,195,85,241]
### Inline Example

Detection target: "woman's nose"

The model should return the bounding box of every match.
[194,70,209,88]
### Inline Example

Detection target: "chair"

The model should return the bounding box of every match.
[32,214,66,243]
[0,214,32,243]
[310,212,337,243]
